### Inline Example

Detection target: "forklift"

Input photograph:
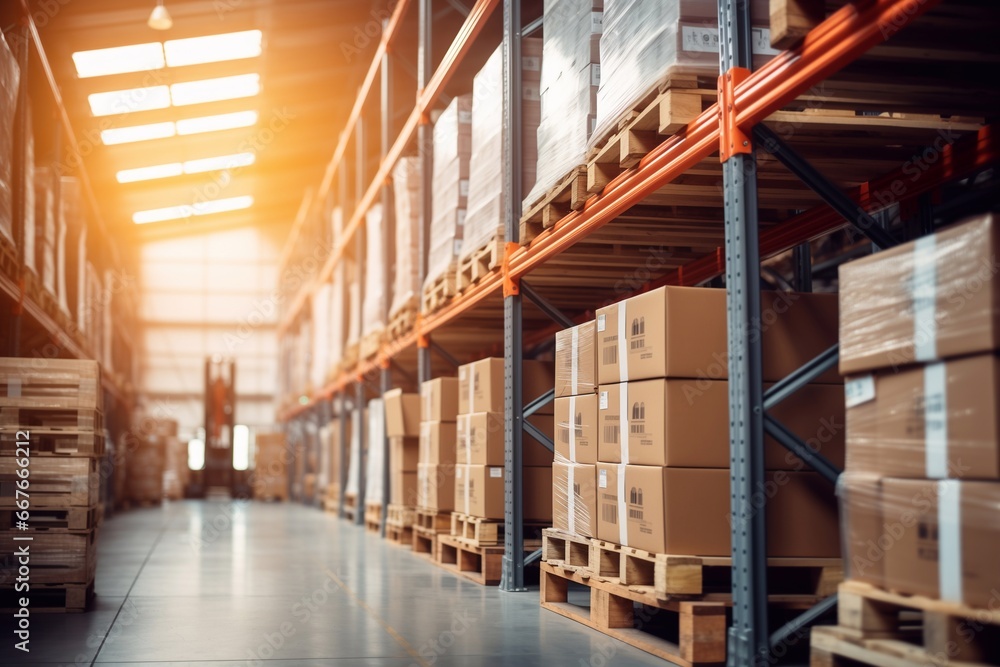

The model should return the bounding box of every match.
[203,356,236,499]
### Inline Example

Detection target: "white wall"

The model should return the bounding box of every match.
[139,226,280,442]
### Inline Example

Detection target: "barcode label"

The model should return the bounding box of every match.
[603,426,619,444]
[603,346,618,365]
[599,392,608,410]
[559,428,569,443]
[597,314,606,332]
[602,503,617,524]
[629,508,643,520]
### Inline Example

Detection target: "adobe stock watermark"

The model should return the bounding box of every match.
[340,1,399,63]
[613,245,674,296]
[409,609,477,666]
[878,0,932,39]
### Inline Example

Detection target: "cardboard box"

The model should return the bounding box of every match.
[840,213,1000,375]
[882,478,1000,609]
[418,421,456,465]
[597,379,845,468]
[555,320,598,397]
[553,461,597,538]
[390,436,420,472]
[417,463,456,511]
[391,469,418,506]
[554,393,599,464]
[384,389,421,437]
[596,286,840,384]
[458,358,554,414]
[596,465,839,556]
[456,412,553,466]
[455,464,505,518]
[845,354,1000,479]
[421,377,459,422]
[838,472,884,588]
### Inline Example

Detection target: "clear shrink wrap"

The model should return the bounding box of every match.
[311,282,332,390]
[344,408,366,497]
[391,157,421,317]
[592,0,774,146]
[345,270,362,350]
[34,168,57,293]
[426,94,473,289]
[839,213,1000,376]
[525,0,602,208]
[0,31,18,245]
[23,109,35,272]
[361,203,386,337]
[845,353,1000,479]
[461,39,542,260]
[553,458,597,538]
[57,177,82,316]
[555,320,598,397]
[839,472,1000,609]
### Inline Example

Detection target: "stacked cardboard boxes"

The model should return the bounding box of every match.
[454,358,554,522]
[461,39,542,261]
[417,377,458,514]
[839,213,1000,608]
[425,94,473,297]
[253,432,289,501]
[136,418,185,501]
[390,158,421,320]
[592,286,844,556]
[385,388,420,508]
[553,322,600,538]
[0,358,104,610]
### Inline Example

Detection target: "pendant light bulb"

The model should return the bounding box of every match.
[148,1,173,31]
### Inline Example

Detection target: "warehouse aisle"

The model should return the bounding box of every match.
[3,501,668,666]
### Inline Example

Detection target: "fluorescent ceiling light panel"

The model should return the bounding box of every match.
[183,152,256,173]
[164,30,263,67]
[72,43,165,78]
[133,195,253,224]
[170,74,260,106]
[101,121,176,145]
[117,163,183,183]
[176,111,258,135]
[88,85,171,116]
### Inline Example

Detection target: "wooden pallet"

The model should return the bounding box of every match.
[450,512,548,547]
[322,494,340,514]
[0,529,97,584]
[386,504,416,528]
[0,406,102,432]
[810,581,1000,666]
[0,581,94,613]
[339,343,360,375]
[415,508,452,532]
[364,501,382,533]
[0,505,100,531]
[359,328,384,362]
[519,166,588,244]
[421,264,459,314]
[386,299,418,341]
[456,232,504,292]
[589,539,843,599]
[0,456,100,508]
[0,428,105,457]
[342,493,358,521]
[386,523,413,547]
[541,528,593,573]
[0,358,102,410]
[433,533,542,586]
[411,524,438,557]
[541,562,727,666]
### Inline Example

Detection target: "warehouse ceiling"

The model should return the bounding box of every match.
[37,0,384,243]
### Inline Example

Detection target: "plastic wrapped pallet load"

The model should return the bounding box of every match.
[364,398,386,506]
[390,157,421,320]
[360,204,386,348]
[34,169,57,293]
[311,281,332,390]
[524,0,602,209]
[0,30,18,247]
[424,94,472,296]
[461,39,542,264]
[591,0,774,146]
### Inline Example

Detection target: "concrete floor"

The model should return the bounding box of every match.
[2,500,669,666]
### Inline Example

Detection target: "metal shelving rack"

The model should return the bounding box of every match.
[275,0,998,662]
[1,2,139,406]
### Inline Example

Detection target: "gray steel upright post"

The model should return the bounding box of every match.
[718,1,769,664]
[338,391,349,519]
[380,18,394,536]
[500,0,525,592]
[416,0,433,386]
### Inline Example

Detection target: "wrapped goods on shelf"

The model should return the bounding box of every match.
[461,39,542,259]
[345,274,362,350]
[555,320,598,397]
[85,263,103,360]
[839,213,1000,376]
[840,473,1000,609]
[0,31,17,246]
[102,269,114,370]
[391,157,421,318]
[364,398,386,504]
[311,282,332,390]
[58,176,83,317]
[23,110,35,272]
[330,251,352,369]
[344,408,366,498]
[591,0,773,145]
[34,168,57,293]
[525,0,602,207]
[426,94,472,288]
[361,204,386,337]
